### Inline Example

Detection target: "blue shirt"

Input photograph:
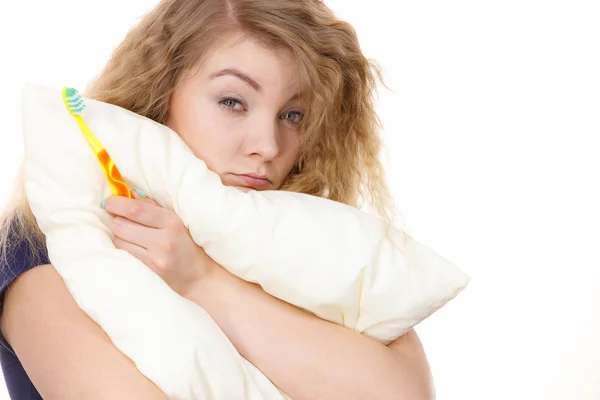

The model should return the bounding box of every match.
[0,227,47,399]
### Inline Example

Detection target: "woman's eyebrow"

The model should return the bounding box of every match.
[209,68,261,92]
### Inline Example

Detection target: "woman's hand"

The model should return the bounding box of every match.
[101,188,215,297]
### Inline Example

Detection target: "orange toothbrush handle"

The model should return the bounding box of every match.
[98,149,133,199]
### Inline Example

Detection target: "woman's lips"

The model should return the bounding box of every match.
[231,173,271,189]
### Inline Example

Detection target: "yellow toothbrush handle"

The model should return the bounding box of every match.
[73,115,132,199]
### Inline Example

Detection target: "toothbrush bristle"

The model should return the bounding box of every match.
[63,87,86,115]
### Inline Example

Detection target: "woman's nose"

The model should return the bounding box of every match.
[243,119,280,161]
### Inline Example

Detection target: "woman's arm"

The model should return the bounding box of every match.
[102,192,435,399]
[0,264,168,400]
[186,265,435,400]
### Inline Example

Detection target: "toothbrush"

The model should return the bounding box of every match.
[62,87,133,199]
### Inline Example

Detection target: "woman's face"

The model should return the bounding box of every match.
[166,33,305,192]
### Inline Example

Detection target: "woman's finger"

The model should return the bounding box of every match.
[111,216,160,249]
[112,236,157,270]
[132,189,162,208]
[103,195,170,228]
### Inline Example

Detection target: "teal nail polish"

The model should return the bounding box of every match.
[100,198,107,208]
[132,188,146,199]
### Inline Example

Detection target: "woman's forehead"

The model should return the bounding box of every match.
[193,33,304,94]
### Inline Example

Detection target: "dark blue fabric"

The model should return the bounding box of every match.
[0,226,48,400]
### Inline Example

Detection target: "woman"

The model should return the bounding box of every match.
[0,0,434,399]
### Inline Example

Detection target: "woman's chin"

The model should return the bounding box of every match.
[234,186,255,193]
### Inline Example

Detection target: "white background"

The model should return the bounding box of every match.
[0,1,599,399]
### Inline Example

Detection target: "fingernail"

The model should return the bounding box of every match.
[132,188,146,199]
[100,198,107,208]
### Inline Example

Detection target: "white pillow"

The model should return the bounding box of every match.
[22,82,470,399]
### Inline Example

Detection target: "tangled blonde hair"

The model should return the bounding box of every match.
[0,0,407,269]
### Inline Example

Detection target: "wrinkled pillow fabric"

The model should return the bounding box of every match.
[22,82,470,399]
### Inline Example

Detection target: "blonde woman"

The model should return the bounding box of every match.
[0,0,434,399]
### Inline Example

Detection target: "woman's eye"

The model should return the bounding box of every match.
[281,111,304,124]
[219,98,245,111]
